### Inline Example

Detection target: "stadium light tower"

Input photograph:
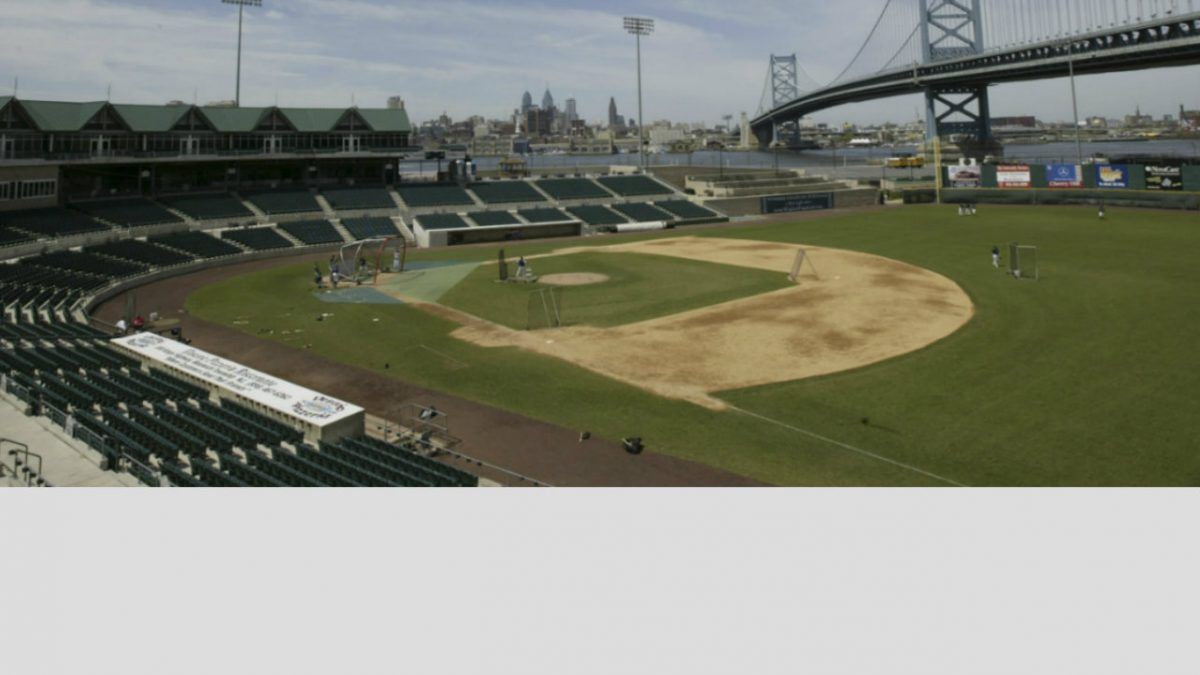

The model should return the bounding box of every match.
[623,16,654,171]
[222,0,262,107]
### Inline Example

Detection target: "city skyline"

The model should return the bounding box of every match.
[0,0,1197,127]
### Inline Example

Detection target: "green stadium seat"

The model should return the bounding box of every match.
[161,194,254,221]
[416,214,470,230]
[395,184,474,208]
[469,181,547,204]
[468,211,521,227]
[222,227,294,251]
[278,220,344,245]
[567,206,629,227]
[517,208,572,224]
[612,202,676,223]
[535,178,612,200]
[597,175,674,197]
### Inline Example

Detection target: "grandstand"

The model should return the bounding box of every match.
[469,211,521,227]
[278,219,345,245]
[597,175,674,197]
[566,205,629,227]
[612,202,676,223]
[322,187,395,211]
[86,239,194,267]
[0,207,109,238]
[469,181,547,204]
[535,178,612,201]
[0,228,34,248]
[341,217,400,240]
[161,193,254,221]
[416,213,471,230]
[518,208,573,224]
[395,184,474,208]
[243,189,322,216]
[221,227,295,251]
[73,198,183,227]
[654,200,722,220]
[150,231,242,259]
[24,250,147,282]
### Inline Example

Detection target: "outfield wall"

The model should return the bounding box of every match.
[707,188,879,216]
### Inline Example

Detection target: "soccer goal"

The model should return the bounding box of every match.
[526,287,564,330]
[1008,243,1039,281]
[338,237,407,285]
[788,248,820,283]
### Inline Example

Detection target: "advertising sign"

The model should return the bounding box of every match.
[1145,165,1183,191]
[996,165,1031,188]
[761,192,834,214]
[1046,164,1083,188]
[947,165,981,188]
[1095,164,1130,189]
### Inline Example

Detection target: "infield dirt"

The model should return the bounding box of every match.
[418,236,974,410]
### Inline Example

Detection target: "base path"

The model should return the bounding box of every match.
[91,254,762,487]
[447,237,975,410]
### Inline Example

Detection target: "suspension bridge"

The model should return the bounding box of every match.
[752,0,1200,153]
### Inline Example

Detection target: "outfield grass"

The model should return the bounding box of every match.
[188,205,1200,486]
[438,252,791,329]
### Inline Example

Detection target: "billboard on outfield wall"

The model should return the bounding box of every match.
[1046,164,1083,188]
[1145,165,1183,191]
[1096,164,1130,189]
[948,165,981,188]
[996,165,1031,188]
[761,192,833,214]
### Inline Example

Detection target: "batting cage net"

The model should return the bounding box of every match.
[339,237,406,285]
[525,287,564,330]
[1008,243,1039,281]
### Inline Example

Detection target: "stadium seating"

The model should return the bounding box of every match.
[535,178,612,201]
[0,208,109,238]
[654,200,721,220]
[612,203,676,223]
[395,184,474,208]
[243,189,322,215]
[150,231,243,258]
[73,198,183,227]
[469,181,547,204]
[468,211,521,227]
[277,220,344,245]
[416,214,470,230]
[86,240,195,267]
[567,206,629,227]
[0,228,33,248]
[597,175,674,197]
[221,227,294,251]
[341,217,400,240]
[517,208,573,224]
[322,187,395,211]
[161,193,254,220]
[25,251,147,281]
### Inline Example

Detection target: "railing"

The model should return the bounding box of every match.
[1,438,49,487]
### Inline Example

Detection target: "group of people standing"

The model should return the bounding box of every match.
[313,255,373,290]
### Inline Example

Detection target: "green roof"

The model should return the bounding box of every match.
[278,108,346,132]
[359,108,411,133]
[111,103,191,132]
[19,100,108,132]
[0,96,11,110]
[199,106,269,133]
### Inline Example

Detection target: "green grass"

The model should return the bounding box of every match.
[438,251,791,329]
[187,205,1200,486]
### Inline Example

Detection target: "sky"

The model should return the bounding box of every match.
[0,0,1196,127]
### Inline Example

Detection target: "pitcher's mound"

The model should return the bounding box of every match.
[540,273,609,286]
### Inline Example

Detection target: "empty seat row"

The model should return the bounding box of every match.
[0,208,110,237]
[612,202,675,223]
[160,193,254,220]
[74,198,183,227]
[597,175,674,196]
[243,190,322,215]
[86,239,194,267]
[517,208,572,224]
[221,226,294,251]
[277,220,344,245]
[340,217,400,240]
[468,211,521,227]
[567,205,629,226]
[469,181,546,205]
[150,230,242,258]
[534,178,613,200]
[395,184,474,208]
[416,213,469,230]
[654,200,720,220]
[322,187,395,211]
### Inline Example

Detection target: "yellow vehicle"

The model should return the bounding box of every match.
[886,154,926,169]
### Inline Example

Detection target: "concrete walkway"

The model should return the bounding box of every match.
[0,395,138,488]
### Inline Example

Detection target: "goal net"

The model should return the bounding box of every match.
[338,237,406,285]
[525,287,564,330]
[788,248,819,283]
[1008,243,1039,281]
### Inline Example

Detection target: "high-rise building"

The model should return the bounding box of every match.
[565,98,578,126]
[387,96,406,110]
[542,88,555,112]
[608,97,619,128]
[521,91,533,116]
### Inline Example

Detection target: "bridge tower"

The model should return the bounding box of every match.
[770,54,801,147]
[920,0,991,146]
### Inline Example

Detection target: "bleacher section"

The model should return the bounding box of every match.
[416,213,470,230]
[597,175,674,197]
[469,211,521,227]
[341,217,400,240]
[469,181,547,204]
[24,251,147,282]
[518,208,573,224]
[277,220,345,245]
[395,184,474,208]
[243,189,321,215]
[567,206,629,227]
[86,240,195,267]
[322,187,395,211]
[161,193,254,221]
[1,228,34,248]
[0,208,109,238]
[221,227,295,251]
[150,231,242,259]
[73,198,183,227]
[612,203,676,223]
[654,200,721,220]
[535,178,612,201]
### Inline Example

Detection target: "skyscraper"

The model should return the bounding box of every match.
[565,98,578,126]
[542,88,555,112]
[608,97,618,128]
[521,91,533,116]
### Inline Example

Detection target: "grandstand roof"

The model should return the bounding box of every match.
[19,100,108,132]
[278,107,346,132]
[111,103,192,132]
[358,108,412,133]
[199,106,270,132]
[0,96,11,110]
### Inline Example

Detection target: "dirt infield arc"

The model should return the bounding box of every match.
[435,237,975,410]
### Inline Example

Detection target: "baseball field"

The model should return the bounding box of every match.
[186,205,1200,486]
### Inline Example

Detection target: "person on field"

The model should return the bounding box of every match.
[331,269,340,288]
[991,245,1001,269]
[115,318,128,336]
[1098,204,1106,220]
[517,256,529,278]
[132,315,146,332]
[313,263,324,289]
